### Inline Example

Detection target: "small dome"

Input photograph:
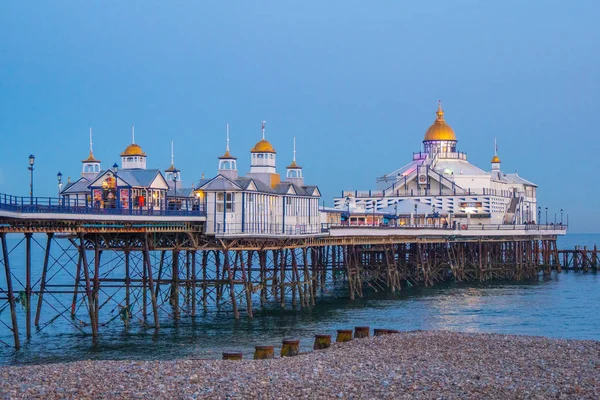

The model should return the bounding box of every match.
[82,151,101,163]
[219,150,237,160]
[121,143,146,157]
[251,139,276,153]
[287,160,302,169]
[423,101,457,142]
[491,155,501,163]
[165,164,177,172]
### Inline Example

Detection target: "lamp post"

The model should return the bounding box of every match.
[545,207,548,225]
[393,201,398,227]
[112,163,119,209]
[372,200,376,226]
[345,196,350,225]
[172,168,180,210]
[537,206,541,224]
[414,204,418,226]
[28,154,35,203]
[560,209,563,225]
[57,172,63,200]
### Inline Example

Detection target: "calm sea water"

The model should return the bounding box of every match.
[0,233,598,365]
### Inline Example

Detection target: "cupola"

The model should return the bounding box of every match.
[218,123,238,180]
[82,127,101,180]
[120,126,147,169]
[491,139,501,171]
[423,101,458,155]
[247,121,280,187]
[286,137,304,186]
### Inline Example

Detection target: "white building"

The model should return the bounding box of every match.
[333,102,538,226]
[199,123,322,236]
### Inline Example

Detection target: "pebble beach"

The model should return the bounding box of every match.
[1,330,599,399]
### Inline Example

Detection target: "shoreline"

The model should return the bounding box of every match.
[1,330,599,399]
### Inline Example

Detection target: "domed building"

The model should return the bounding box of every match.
[62,127,174,212]
[334,102,538,226]
[198,122,321,236]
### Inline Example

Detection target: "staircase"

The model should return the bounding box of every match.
[502,196,521,224]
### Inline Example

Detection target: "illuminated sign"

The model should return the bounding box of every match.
[460,202,482,208]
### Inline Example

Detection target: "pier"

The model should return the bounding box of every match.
[0,193,568,350]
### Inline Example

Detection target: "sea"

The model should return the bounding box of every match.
[0,233,598,365]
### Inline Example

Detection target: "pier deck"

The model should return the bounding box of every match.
[0,194,570,351]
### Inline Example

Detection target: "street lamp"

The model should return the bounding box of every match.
[560,209,563,225]
[57,172,63,199]
[344,196,350,225]
[414,204,418,226]
[112,163,119,209]
[172,168,180,210]
[537,206,541,224]
[545,207,548,225]
[28,154,35,203]
[393,200,398,227]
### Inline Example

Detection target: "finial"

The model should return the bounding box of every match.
[436,100,444,121]
[261,121,266,140]
[293,137,296,162]
[201,172,205,179]
[171,141,174,165]
[226,122,230,152]
[89,127,93,154]
[132,125,135,144]
[494,138,497,156]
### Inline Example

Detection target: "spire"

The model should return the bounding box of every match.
[491,138,501,166]
[171,141,174,166]
[226,122,230,152]
[219,122,236,159]
[287,137,301,169]
[261,121,266,139]
[83,127,101,163]
[132,125,135,144]
[436,100,444,121]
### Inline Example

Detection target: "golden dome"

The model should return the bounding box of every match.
[251,139,276,153]
[423,101,457,142]
[121,143,146,157]
[491,155,501,163]
[82,151,100,163]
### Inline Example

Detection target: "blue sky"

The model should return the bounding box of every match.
[1,1,598,232]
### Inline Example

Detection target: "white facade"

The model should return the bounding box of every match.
[334,103,539,226]
[200,128,321,236]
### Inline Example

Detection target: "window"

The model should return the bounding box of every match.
[217,192,234,212]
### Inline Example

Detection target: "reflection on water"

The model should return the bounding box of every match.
[1,273,599,365]
[0,233,598,365]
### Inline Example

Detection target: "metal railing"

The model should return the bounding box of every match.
[214,223,325,236]
[325,222,567,232]
[0,193,207,217]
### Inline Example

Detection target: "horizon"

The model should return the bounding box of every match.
[1,1,598,232]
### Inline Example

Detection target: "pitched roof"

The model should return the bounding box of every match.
[61,177,91,194]
[235,177,276,193]
[167,187,195,197]
[503,173,537,187]
[116,169,164,187]
[199,175,243,191]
